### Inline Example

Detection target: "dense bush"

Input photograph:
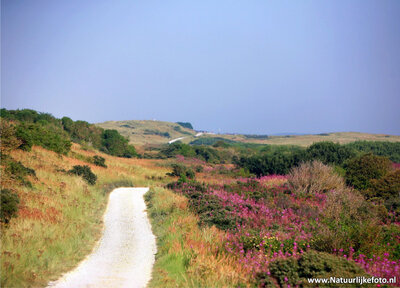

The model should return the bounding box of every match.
[0,121,22,159]
[101,129,137,158]
[2,109,137,158]
[346,141,400,163]
[369,170,400,213]
[1,108,60,126]
[306,141,355,165]
[287,161,345,196]
[92,155,107,168]
[266,251,366,287]
[235,149,305,176]
[15,122,72,154]
[369,170,400,200]
[168,181,240,230]
[0,189,20,224]
[68,165,97,185]
[5,160,36,187]
[62,117,103,148]
[314,188,383,254]
[167,164,195,179]
[191,193,239,230]
[344,153,392,191]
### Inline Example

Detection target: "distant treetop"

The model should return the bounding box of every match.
[176,122,193,130]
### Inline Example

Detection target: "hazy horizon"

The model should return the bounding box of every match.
[2,0,400,135]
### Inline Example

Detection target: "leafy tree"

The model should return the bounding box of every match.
[61,116,74,133]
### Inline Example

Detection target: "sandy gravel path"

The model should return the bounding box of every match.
[47,187,156,288]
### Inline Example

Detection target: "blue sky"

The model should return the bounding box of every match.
[2,0,400,134]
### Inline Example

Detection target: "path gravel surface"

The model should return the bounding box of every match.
[47,187,156,288]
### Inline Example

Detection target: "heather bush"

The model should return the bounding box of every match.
[268,257,300,287]
[0,189,20,224]
[345,153,392,191]
[288,161,345,196]
[190,193,239,230]
[68,165,97,185]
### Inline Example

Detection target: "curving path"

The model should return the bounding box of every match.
[47,187,156,288]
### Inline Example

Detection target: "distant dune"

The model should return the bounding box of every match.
[96,120,400,147]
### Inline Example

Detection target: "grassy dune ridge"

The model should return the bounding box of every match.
[96,119,400,147]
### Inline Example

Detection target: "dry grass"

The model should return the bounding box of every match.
[145,187,250,288]
[288,160,345,195]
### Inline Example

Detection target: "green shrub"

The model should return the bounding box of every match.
[102,129,137,158]
[306,141,355,165]
[254,272,275,288]
[93,155,107,168]
[314,188,383,255]
[268,251,366,287]
[167,164,195,179]
[236,148,306,176]
[15,122,71,154]
[194,165,204,173]
[344,153,392,191]
[68,165,97,185]
[0,120,22,159]
[345,141,400,163]
[269,257,300,287]
[1,189,20,224]
[369,170,400,200]
[5,160,36,186]
[191,193,239,230]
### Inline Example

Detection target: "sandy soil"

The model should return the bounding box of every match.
[47,187,156,288]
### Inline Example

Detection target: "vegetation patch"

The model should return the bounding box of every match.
[68,165,97,185]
